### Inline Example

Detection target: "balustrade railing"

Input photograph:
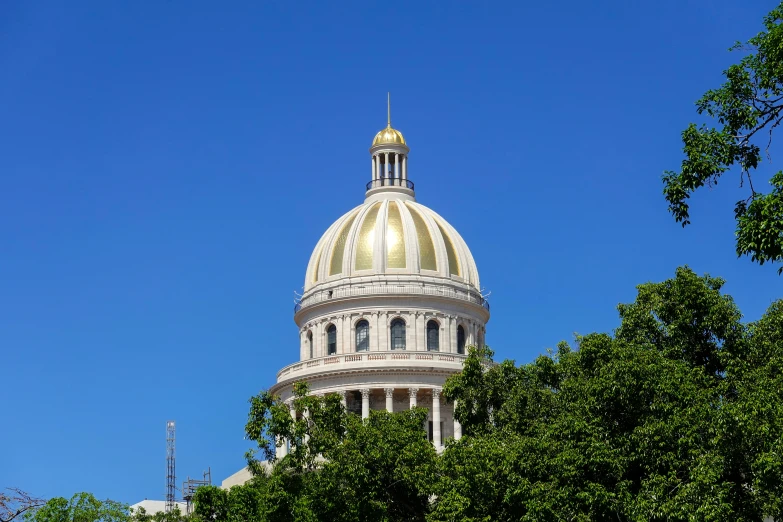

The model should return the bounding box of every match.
[366,177,414,191]
[276,351,468,380]
[294,283,489,314]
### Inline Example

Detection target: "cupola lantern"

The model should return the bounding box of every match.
[367,93,412,195]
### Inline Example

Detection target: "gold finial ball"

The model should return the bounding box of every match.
[372,125,407,146]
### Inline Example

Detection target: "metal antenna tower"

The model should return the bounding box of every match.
[183,468,212,514]
[165,421,176,513]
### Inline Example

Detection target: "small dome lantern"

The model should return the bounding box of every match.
[368,93,411,195]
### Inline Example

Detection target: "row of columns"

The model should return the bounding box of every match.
[277,387,460,457]
[356,387,455,449]
[372,152,408,181]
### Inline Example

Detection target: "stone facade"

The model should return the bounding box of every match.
[269,112,489,455]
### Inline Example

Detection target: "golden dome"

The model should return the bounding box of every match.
[305,198,481,291]
[372,125,407,146]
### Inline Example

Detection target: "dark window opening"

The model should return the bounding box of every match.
[390,319,406,350]
[327,324,337,355]
[426,320,439,351]
[355,320,369,352]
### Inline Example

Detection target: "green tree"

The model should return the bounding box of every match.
[664,3,783,272]
[434,267,783,521]
[190,482,267,522]
[24,493,128,522]
[238,382,437,522]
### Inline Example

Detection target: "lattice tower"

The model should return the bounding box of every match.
[165,421,176,513]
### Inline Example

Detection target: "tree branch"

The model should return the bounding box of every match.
[0,488,45,522]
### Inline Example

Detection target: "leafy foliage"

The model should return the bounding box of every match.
[663,3,783,272]
[237,382,437,522]
[24,493,129,522]
[437,267,783,521]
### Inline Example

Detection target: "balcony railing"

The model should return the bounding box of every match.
[277,350,468,381]
[294,283,490,314]
[366,177,414,191]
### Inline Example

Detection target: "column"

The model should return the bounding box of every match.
[406,312,413,351]
[380,312,388,351]
[340,315,348,354]
[449,316,457,353]
[376,155,381,183]
[384,152,389,179]
[315,322,323,357]
[303,407,310,445]
[338,390,347,408]
[432,389,442,449]
[453,399,462,440]
[372,156,377,181]
[288,399,296,452]
[276,436,288,459]
[371,312,380,351]
[361,388,370,419]
[403,155,407,180]
[394,153,400,179]
[408,388,418,408]
[417,313,425,351]
[384,388,394,412]
[412,312,418,351]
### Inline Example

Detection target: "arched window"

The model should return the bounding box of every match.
[355,320,369,352]
[308,331,314,358]
[327,324,337,355]
[390,319,406,350]
[457,325,466,355]
[426,320,439,352]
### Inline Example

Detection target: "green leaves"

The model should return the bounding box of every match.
[736,171,783,272]
[242,383,437,522]
[433,267,783,521]
[24,494,129,522]
[664,2,783,272]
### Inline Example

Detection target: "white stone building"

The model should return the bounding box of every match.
[269,104,490,456]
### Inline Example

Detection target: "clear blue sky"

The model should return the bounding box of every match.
[2,0,781,505]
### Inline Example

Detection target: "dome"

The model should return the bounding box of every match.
[372,125,407,147]
[304,196,480,292]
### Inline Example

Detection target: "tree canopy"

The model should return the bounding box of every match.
[235,381,438,522]
[24,493,129,522]
[438,267,783,521]
[664,2,783,272]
